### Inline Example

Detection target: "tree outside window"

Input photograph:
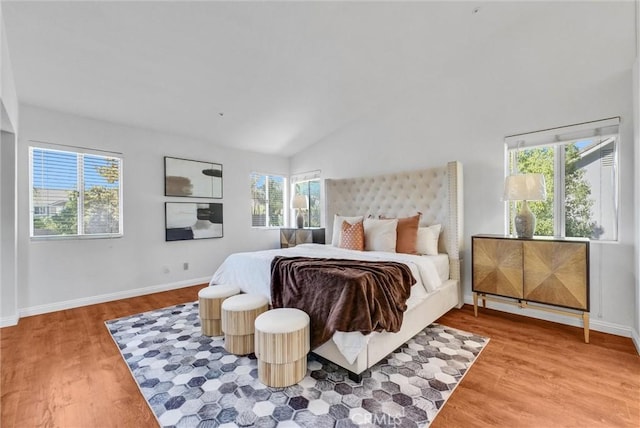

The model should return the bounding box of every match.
[250,173,285,227]
[508,135,618,241]
[293,179,321,228]
[30,147,122,238]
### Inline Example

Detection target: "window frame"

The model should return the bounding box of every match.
[290,170,321,229]
[504,118,620,242]
[29,142,124,240]
[250,171,287,228]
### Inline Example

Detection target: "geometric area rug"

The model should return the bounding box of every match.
[106,301,489,428]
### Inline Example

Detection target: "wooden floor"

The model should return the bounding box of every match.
[1,285,639,428]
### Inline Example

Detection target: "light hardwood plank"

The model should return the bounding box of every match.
[2,286,638,428]
[1,285,203,428]
[434,305,639,428]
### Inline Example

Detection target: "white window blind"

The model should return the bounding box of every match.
[505,117,619,151]
[30,144,123,238]
[290,170,320,183]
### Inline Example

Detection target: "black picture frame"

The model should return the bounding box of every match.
[165,202,223,241]
[164,156,223,198]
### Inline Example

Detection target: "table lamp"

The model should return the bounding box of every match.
[291,194,308,228]
[503,174,547,238]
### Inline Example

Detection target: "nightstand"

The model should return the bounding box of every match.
[472,234,590,342]
[280,228,325,248]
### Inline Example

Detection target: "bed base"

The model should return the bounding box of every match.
[317,161,464,378]
[311,279,459,379]
[309,352,364,383]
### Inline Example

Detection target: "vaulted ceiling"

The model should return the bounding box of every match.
[2,1,636,156]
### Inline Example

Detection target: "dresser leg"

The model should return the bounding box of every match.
[473,293,478,317]
[583,312,590,343]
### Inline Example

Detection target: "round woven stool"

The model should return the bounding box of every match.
[221,294,269,355]
[255,308,310,387]
[198,285,241,336]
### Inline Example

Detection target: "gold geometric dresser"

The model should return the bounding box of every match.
[279,228,325,248]
[472,234,590,342]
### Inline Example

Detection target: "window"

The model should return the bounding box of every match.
[30,145,123,238]
[505,117,619,241]
[250,172,285,227]
[291,170,321,228]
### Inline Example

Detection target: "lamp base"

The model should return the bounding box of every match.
[296,212,304,229]
[514,200,535,238]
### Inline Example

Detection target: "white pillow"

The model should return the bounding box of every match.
[331,215,363,246]
[416,224,442,255]
[363,218,398,252]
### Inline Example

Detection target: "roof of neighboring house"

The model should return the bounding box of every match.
[32,188,72,206]
[576,137,615,169]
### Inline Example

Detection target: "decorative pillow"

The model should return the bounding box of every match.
[331,214,363,246]
[339,220,364,251]
[380,213,421,254]
[363,218,398,252]
[416,224,442,255]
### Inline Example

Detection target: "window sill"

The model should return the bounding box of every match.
[31,234,123,241]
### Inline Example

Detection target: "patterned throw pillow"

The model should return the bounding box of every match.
[339,220,364,251]
[331,214,364,246]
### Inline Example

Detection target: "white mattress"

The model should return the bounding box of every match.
[211,243,445,296]
[430,253,450,283]
[209,243,448,363]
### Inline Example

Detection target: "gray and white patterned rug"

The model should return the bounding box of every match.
[106,302,488,427]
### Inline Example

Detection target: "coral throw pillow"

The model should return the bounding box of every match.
[339,220,364,251]
[381,213,421,254]
[396,213,421,254]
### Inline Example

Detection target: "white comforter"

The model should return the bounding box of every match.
[209,243,444,363]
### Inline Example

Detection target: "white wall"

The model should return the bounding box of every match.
[634,57,639,350]
[16,104,288,315]
[0,5,18,132]
[0,3,19,327]
[633,0,640,350]
[291,67,636,336]
[1,130,17,326]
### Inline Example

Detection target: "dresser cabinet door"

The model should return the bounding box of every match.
[523,241,588,310]
[281,228,325,248]
[280,229,297,248]
[472,237,524,299]
[295,229,313,245]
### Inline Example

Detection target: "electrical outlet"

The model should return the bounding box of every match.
[183,262,189,270]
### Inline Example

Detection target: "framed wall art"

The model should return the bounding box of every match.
[165,156,223,198]
[165,202,223,241]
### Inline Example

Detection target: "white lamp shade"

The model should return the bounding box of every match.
[291,194,309,209]
[503,174,547,201]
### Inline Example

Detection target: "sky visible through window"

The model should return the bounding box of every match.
[252,175,283,187]
[575,140,590,149]
[32,149,118,190]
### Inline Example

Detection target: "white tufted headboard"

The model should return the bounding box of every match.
[324,161,463,283]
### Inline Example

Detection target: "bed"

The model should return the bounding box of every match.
[210,161,463,380]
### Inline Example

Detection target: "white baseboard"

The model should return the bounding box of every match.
[18,277,210,319]
[632,329,640,355]
[463,294,633,339]
[0,314,20,328]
